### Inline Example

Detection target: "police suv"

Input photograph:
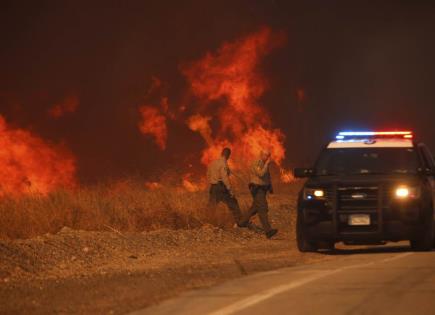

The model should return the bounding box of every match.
[294,131,435,252]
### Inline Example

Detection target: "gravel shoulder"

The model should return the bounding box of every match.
[0,194,339,315]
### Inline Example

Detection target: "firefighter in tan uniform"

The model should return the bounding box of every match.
[240,150,278,238]
[207,148,243,226]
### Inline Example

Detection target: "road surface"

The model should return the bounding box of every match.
[131,245,435,315]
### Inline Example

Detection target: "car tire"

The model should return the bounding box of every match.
[296,211,318,252]
[410,220,434,252]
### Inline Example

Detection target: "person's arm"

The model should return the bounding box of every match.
[253,160,270,177]
[220,162,232,193]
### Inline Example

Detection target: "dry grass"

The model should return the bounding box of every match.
[0,178,303,240]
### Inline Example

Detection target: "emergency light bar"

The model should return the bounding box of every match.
[336,131,413,140]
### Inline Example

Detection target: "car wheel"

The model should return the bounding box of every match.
[410,220,434,252]
[296,211,318,252]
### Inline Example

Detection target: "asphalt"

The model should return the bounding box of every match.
[131,244,435,315]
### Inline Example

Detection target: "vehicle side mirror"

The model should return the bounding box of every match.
[294,168,315,178]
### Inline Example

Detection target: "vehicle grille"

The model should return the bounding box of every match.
[337,186,378,211]
[336,186,381,233]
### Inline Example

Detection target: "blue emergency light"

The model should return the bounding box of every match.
[336,131,413,140]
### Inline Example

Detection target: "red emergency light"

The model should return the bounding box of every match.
[336,131,413,140]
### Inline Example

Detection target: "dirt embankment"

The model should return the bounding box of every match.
[0,194,336,315]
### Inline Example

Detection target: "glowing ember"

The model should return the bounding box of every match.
[48,95,79,118]
[145,181,163,190]
[138,105,167,150]
[0,115,76,195]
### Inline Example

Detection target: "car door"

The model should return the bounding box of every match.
[418,143,435,215]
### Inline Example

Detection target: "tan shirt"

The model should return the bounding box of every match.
[207,158,232,191]
[250,159,271,186]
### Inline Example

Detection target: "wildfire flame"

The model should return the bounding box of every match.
[187,114,213,145]
[48,95,79,119]
[182,27,291,176]
[182,173,205,192]
[280,168,295,183]
[144,181,163,190]
[0,115,76,195]
[138,105,168,150]
[138,27,294,191]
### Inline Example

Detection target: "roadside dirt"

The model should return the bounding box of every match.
[0,195,339,315]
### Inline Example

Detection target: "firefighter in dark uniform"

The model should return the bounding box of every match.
[240,150,278,239]
[207,147,243,226]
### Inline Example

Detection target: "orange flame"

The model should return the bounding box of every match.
[0,115,76,195]
[182,173,205,192]
[138,105,168,150]
[138,27,294,188]
[280,168,295,183]
[181,27,291,180]
[145,181,163,190]
[48,95,79,119]
[187,114,213,145]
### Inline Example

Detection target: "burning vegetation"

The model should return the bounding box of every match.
[138,105,168,150]
[0,115,76,196]
[0,27,297,239]
[182,27,287,169]
[139,27,294,187]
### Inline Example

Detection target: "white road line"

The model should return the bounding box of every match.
[207,252,413,315]
[380,252,413,262]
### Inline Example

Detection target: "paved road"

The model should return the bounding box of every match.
[131,245,435,315]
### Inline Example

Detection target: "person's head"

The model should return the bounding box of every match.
[260,149,271,162]
[221,147,231,160]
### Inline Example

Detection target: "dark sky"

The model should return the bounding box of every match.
[1,0,435,181]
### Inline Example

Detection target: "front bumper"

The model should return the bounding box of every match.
[305,219,422,242]
[300,185,425,242]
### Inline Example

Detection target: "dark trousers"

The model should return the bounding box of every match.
[208,182,242,224]
[241,184,272,233]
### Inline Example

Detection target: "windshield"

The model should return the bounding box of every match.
[315,148,419,175]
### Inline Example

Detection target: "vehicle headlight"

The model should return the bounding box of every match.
[394,186,419,199]
[304,188,326,200]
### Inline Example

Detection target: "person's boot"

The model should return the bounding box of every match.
[265,229,278,239]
